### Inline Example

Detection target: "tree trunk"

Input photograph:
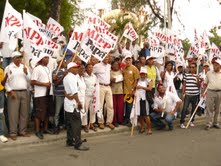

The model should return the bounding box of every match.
[50,0,62,22]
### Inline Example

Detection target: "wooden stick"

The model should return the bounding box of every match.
[71,50,78,62]
[118,35,124,44]
[185,87,208,129]
[130,97,136,137]
[55,48,68,76]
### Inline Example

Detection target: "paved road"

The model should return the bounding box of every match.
[0,124,221,166]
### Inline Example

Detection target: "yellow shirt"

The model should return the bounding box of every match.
[147,65,157,88]
[123,65,140,94]
[0,68,4,91]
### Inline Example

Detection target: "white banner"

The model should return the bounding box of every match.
[209,43,221,62]
[23,12,46,65]
[0,0,23,43]
[123,23,138,41]
[45,17,64,38]
[87,13,110,30]
[186,44,199,59]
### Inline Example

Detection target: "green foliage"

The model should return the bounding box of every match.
[181,38,191,57]
[0,0,81,33]
[209,27,221,47]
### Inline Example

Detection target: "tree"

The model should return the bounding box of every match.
[0,0,83,33]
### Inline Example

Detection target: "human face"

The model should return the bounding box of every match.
[78,65,85,76]
[13,56,23,65]
[125,58,132,67]
[178,66,183,73]
[157,85,165,94]
[140,57,146,66]
[69,67,78,75]
[189,64,197,73]
[166,63,173,71]
[140,73,146,80]
[86,64,93,75]
[112,61,119,71]
[147,58,154,66]
[213,62,221,72]
[102,56,109,64]
[41,57,49,66]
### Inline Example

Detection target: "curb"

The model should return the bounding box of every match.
[0,115,206,148]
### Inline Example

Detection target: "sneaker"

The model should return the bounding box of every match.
[0,135,8,143]
[213,124,220,129]
[190,122,195,127]
[204,126,210,130]
[107,123,115,130]
[99,123,105,129]
[180,124,185,129]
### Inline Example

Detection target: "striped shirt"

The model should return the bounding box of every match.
[52,68,66,96]
[183,73,200,96]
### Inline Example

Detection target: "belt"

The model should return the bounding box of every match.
[13,89,27,92]
[99,83,110,86]
[209,89,221,92]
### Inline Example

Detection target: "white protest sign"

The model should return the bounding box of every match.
[209,43,221,62]
[0,0,23,43]
[123,23,138,41]
[45,17,64,38]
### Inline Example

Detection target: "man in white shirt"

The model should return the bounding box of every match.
[63,62,89,151]
[150,84,181,130]
[5,51,30,140]
[130,40,140,61]
[0,42,13,69]
[93,55,115,130]
[31,53,53,139]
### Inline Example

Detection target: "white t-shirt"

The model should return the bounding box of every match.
[0,43,13,58]
[153,92,181,113]
[31,65,53,98]
[63,72,78,113]
[135,78,151,100]
[163,71,175,89]
[47,57,58,73]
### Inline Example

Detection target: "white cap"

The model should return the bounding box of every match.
[214,59,221,66]
[123,50,132,59]
[140,67,147,74]
[38,52,49,62]
[146,55,156,60]
[177,63,183,67]
[11,51,22,58]
[67,62,79,70]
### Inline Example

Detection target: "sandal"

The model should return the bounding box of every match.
[89,124,97,132]
[147,130,152,135]
[139,128,145,133]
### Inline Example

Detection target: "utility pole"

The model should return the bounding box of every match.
[167,0,172,29]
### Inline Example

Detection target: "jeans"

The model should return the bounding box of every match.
[2,57,12,69]
[150,112,175,128]
[176,89,182,117]
[180,95,199,124]
[0,90,4,135]
[54,96,64,127]
[0,113,3,135]
[124,101,133,123]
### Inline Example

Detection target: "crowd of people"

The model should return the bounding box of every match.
[0,34,221,151]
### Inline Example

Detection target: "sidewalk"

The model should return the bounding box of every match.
[0,115,206,148]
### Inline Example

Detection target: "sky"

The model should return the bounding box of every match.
[79,0,221,41]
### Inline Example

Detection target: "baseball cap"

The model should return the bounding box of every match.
[140,67,147,74]
[67,62,79,70]
[11,51,22,58]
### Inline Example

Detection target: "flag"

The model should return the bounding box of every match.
[92,79,100,118]
[0,0,22,43]
[23,12,45,65]
[45,17,64,38]
[186,43,199,59]
[130,98,138,126]
[209,43,221,62]
[123,23,138,41]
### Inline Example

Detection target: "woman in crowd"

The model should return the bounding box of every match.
[110,60,124,126]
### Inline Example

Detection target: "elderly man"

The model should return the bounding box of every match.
[4,51,30,140]
[93,55,115,130]
[122,52,140,127]
[31,53,53,139]
[204,58,221,130]
[63,62,89,151]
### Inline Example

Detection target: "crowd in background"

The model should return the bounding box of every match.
[0,32,220,147]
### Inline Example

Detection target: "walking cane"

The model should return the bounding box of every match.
[185,87,208,129]
[130,97,136,137]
